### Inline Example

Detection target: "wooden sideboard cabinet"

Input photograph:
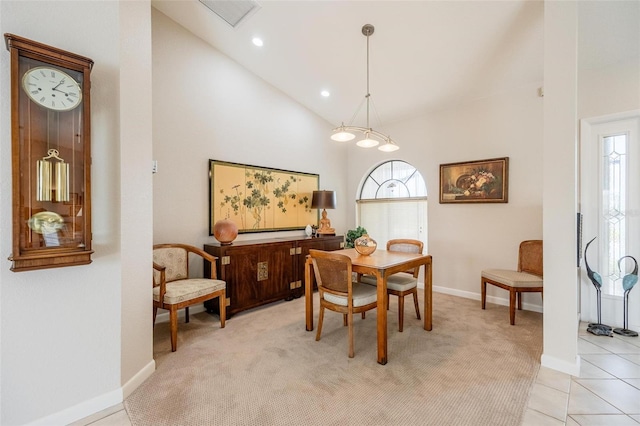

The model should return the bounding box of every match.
[204,235,343,317]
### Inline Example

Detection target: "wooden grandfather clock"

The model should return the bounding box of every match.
[5,34,93,271]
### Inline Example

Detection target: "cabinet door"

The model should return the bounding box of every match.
[206,241,295,316]
[223,245,263,314]
[321,237,343,251]
[257,242,295,304]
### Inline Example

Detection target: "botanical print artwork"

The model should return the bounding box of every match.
[439,157,509,203]
[210,160,319,233]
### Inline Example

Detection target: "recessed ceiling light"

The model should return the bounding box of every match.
[252,37,263,47]
[321,90,330,97]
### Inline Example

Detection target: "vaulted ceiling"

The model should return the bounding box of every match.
[151,1,638,129]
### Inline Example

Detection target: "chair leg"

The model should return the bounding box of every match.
[509,289,516,325]
[361,312,366,319]
[481,278,487,309]
[347,311,354,358]
[412,289,421,320]
[153,306,158,327]
[316,306,325,341]
[219,293,226,328]
[343,314,348,326]
[517,291,523,310]
[185,306,190,323]
[398,295,405,332]
[170,306,178,352]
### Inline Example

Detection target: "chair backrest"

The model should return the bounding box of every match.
[153,246,189,285]
[309,249,353,297]
[387,239,424,277]
[518,240,543,277]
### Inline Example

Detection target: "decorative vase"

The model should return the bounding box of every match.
[213,219,238,245]
[305,224,312,237]
[354,234,377,256]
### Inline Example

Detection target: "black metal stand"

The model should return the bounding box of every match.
[584,237,613,336]
[613,290,638,337]
[587,288,613,336]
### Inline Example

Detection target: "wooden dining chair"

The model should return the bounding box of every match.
[360,239,423,332]
[153,243,226,352]
[481,240,543,325]
[309,249,377,358]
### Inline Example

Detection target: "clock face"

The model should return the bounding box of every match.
[21,66,82,111]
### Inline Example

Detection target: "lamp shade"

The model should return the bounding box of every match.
[311,190,336,210]
[378,140,399,152]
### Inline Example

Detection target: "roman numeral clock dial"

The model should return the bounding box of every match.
[22,66,82,111]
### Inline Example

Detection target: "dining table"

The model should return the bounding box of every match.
[304,247,433,365]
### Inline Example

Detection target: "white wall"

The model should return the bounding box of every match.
[346,82,544,311]
[0,1,154,424]
[541,0,580,376]
[119,1,155,398]
[151,9,348,249]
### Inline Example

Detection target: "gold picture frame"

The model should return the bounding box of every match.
[439,157,509,204]
[209,160,319,234]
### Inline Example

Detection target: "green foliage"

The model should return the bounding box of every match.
[345,226,368,248]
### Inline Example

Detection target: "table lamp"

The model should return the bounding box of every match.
[311,190,336,235]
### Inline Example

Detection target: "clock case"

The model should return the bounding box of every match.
[5,34,94,272]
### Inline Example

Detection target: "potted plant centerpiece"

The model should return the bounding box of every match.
[346,226,368,248]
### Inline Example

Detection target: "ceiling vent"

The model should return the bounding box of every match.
[198,0,261,28]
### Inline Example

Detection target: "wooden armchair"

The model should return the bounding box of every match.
[153,243,226,351]
[481,240,543,325]
[360,239,424,332]
[309,249,377,358]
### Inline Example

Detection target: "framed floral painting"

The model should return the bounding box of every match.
[209,160,319,234]
[439,157,509,203]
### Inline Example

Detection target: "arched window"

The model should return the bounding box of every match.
[359,160,427,200]
[357,161,428,253]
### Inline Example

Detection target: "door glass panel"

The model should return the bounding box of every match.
[601,133,627,296]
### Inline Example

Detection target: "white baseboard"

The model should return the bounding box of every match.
[122,359,156,399]
[429,284,543,313]
[27,361,156,425]
[27,388,123,426]
[541,353,581,376]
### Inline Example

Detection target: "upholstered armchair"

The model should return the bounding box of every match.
[361,239,423,332]
[481,240,543,325]
[309,249,377,358]
[153,243,226,351]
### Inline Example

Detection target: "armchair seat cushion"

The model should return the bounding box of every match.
[360,272,417,291]
[153,278,226,304]
[481,269,543,288]
[323,282,378,307]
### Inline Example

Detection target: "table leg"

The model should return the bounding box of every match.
[305,257,314,331]
[376,272,388,364]
[424,258,432,331]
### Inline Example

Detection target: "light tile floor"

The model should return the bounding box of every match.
[79,321,640,426]
[522,322,640,426]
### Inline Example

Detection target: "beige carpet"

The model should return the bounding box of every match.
[125,291,542,425]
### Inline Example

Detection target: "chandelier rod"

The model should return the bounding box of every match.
[365,26,370,130]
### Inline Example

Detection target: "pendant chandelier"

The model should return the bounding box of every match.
[330,24,399,152]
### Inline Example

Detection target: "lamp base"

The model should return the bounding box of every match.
[317,231,336,236]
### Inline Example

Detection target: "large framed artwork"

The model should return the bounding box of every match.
[209,160,319,234]
[439,157,509,204]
